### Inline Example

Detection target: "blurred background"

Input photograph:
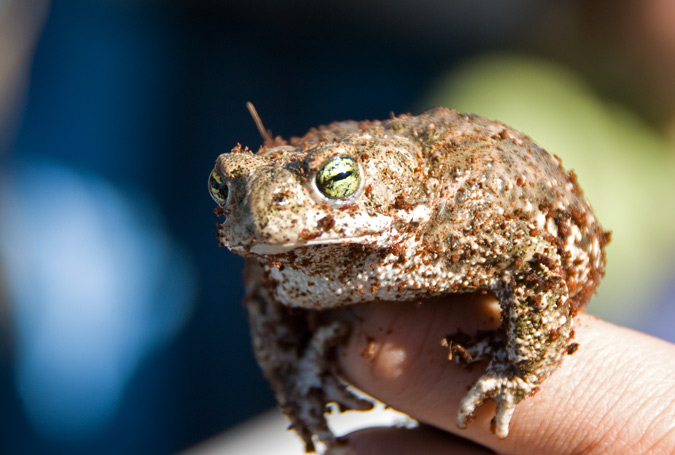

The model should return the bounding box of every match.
[1,0,674,453]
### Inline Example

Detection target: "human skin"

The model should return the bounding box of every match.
[337,294,675,455]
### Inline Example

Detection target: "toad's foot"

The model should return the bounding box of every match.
[285,321,374,454]
[444,333,534,438]
[457,364,536,438]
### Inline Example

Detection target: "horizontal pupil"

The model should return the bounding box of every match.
[328,171,352,183]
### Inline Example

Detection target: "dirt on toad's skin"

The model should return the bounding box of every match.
[210,107,608,454]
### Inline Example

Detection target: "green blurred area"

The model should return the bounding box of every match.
[423,54,675,324]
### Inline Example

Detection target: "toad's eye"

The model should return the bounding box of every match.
[208,170,229,206]
[315,156,361,200]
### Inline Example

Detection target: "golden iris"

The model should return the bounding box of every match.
[208,170,229,206]
[315,156,360,199]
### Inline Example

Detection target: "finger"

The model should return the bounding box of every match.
[342,425,495,455]
[337,296,675,455]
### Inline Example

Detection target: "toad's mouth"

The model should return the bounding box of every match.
[218,209,400,257]
[228,235,381,256]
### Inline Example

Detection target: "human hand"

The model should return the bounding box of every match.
[336,294,675,455]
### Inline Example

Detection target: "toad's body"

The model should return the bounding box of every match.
[209,108,608,453]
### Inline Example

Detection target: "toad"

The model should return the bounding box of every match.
[209,107,608,453]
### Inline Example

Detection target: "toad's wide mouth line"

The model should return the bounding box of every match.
[233,235,381,255]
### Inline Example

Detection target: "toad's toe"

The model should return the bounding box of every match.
[457,367,534,438]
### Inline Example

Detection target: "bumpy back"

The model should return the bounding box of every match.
[382,108,609,312]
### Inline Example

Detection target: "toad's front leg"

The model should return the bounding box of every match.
[449,251,574,438]
[244,260,372,454]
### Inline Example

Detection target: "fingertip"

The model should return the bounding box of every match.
[337,300,675,455]
[338,295,499,406]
